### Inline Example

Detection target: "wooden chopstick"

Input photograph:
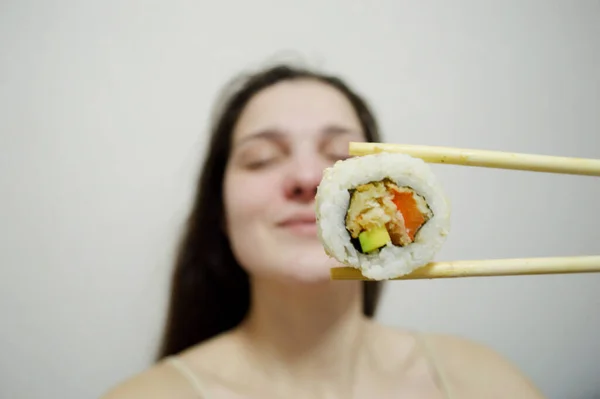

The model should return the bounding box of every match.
[349,142,600,176]
[330,255,600,280]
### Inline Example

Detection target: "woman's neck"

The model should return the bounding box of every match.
[237,277,370,394]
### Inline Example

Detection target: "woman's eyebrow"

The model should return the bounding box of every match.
[321,125,360,136]
[232,124,360,148]
[233,129,285,148]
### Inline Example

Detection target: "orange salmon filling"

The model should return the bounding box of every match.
[345,179,432,252]
[391,190,426,242]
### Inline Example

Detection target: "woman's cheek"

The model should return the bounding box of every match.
[225,173,278,226]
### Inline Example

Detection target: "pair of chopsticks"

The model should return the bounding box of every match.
[330,142,600,280]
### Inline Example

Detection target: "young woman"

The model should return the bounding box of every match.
[103,63,545,398]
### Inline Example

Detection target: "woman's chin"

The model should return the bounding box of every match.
[279,255,343,284]
[247,255,342,285]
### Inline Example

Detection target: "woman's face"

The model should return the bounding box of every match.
[223,79,366,283]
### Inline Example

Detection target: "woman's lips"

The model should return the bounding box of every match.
[278,216,318,236]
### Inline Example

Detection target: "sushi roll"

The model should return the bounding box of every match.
[315,152,451,280]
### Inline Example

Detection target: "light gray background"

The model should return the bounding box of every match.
[1,1,599,398]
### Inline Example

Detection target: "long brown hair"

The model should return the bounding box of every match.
[157,63,385,360]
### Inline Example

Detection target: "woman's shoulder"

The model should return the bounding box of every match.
[417,331,546,398]
[99,357,199,399]
[99,333,237,399]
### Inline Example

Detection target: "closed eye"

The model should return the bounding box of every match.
[321,129,355,162]
[245,157,280,169]
[326,153,350,162]
[233,137,286,170]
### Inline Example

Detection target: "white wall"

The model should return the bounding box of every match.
[1,1,599,398]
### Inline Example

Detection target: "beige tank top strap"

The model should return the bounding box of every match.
[413,332,453,399]
[166,356,211,398]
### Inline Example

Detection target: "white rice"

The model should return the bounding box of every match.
[315,152,451,280]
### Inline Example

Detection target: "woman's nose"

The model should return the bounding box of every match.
[283,163,323,203]
[287,183,318,203]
